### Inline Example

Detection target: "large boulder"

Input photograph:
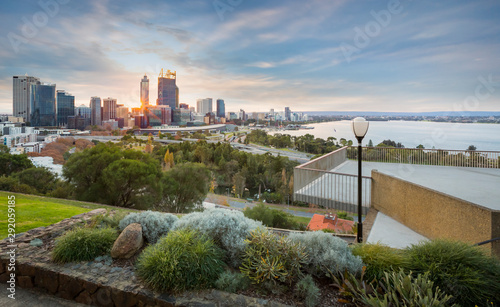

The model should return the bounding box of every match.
[111,223,143,259]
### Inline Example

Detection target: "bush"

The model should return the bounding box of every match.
[334,269,455,307]
[173,208,263,267]
[214,271,250,293]
[240,229,307,285]
[52,227,118,263]
[295,275,320,307]
[288,231,363,277]
[351,243,409,281]
[119,211,178,244]
[91,210,128,229]
[136,229,225,292]
[406,239,500,306]
[243,203,300,230]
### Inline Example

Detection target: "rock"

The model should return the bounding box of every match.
[111,223,143,259]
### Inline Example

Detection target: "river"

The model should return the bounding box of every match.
[269,121,500,151]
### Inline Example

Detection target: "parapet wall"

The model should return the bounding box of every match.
[371,170,500,258]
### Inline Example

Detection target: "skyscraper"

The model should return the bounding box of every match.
[216,99,225,118]
[75,104,91,118]
[196,98,212,115]
[30,82,56,127]
[285,107,291,121]
[157,69,177,109]
[102,97,117,121]
[56,90,75,127]
[90,97,102,126]
[140,74,149,107]
[13,75,40,122]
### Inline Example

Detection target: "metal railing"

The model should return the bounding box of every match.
[347,147,500,168]
[294,167,371,214]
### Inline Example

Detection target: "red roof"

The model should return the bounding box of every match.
[307,214,355,233]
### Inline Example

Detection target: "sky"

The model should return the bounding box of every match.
[0,0,499,114]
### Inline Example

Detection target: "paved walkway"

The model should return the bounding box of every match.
[366,211,428,248]
[0,286,92,307]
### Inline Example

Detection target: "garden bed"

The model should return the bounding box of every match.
[0,209,353,307]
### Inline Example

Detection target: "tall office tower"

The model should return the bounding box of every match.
[116,105,129,119]
[157,69,177,109]
[13,75,40,122]
[30,82,56,127]
[284,107,291,121]
[175,86,179,108]
[216,99,225,118]
[102,97,117,121]
[90,97,102,126]
[56,90,75,127]
[140,74,149,107]
[239,109,246,121]
[197,98,212,115]
[75,104,91,118]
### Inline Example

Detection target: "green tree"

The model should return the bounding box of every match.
[467,145,477,151]
[0,152,33,177]
[13,167,57,195]
[156,163,210,213]
[367,139,374,147]
[102,159,160,208]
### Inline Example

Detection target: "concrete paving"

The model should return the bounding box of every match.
[0,286,92,307]
[367,212,428,249]
[332,161,500,210]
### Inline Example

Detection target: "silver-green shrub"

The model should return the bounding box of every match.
[173,208,263,267]
[288,231,363,276]
[119,210,178,244]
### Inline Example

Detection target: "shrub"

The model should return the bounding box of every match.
[52,227,118,263]
[288,231,363,277]
[136,229,225,292]
[91,210,128,229]
[173,208,263,267]
[351,243,409,281]
[240,229,307,285]
[333,269,456,307]
[119,211,178,244]
[406,239,500,306]
[362,270,455,307]
[295,275,320,307]
[214,271,250,293]
[244,203,300,230]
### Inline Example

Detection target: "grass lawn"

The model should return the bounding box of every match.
[0,192,136,239]
[291,215,311,227]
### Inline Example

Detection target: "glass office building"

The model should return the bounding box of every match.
[30,82,56,127]
[57,90,75,127]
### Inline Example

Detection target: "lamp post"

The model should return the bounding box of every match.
[352,117,369,243]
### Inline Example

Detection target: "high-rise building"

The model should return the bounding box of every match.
[145,105,171,126]
[216,99,225,118]
[30,82,57,127]
[102,97,117,121]
[75,104,91,118]
[157,69,177,109]
[239,109,246,121]
[285,107,291,121]
[196,98,212,115]
[56,90,75,127]
[13,75,40,122]
[116,105,129,119]
[140,74,149,107]
[90,97,102,126]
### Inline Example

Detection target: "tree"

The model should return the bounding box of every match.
[156,163,210,213]
[367,139,374,147]
[102,159,159,208]
[232,170,247,198]
[163,149,175,171]
[467,145,477,151]
[0,152,33,177]
[13,167,57,195]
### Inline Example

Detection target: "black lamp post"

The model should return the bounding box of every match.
[352,117,369,243]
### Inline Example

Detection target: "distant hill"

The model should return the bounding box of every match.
[303,111,500,117]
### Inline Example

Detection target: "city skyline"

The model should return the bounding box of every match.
[1,1,500,113]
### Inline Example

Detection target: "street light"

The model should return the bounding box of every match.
[352,117,369,243]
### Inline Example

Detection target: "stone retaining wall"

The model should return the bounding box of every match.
[0,209,290,307]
